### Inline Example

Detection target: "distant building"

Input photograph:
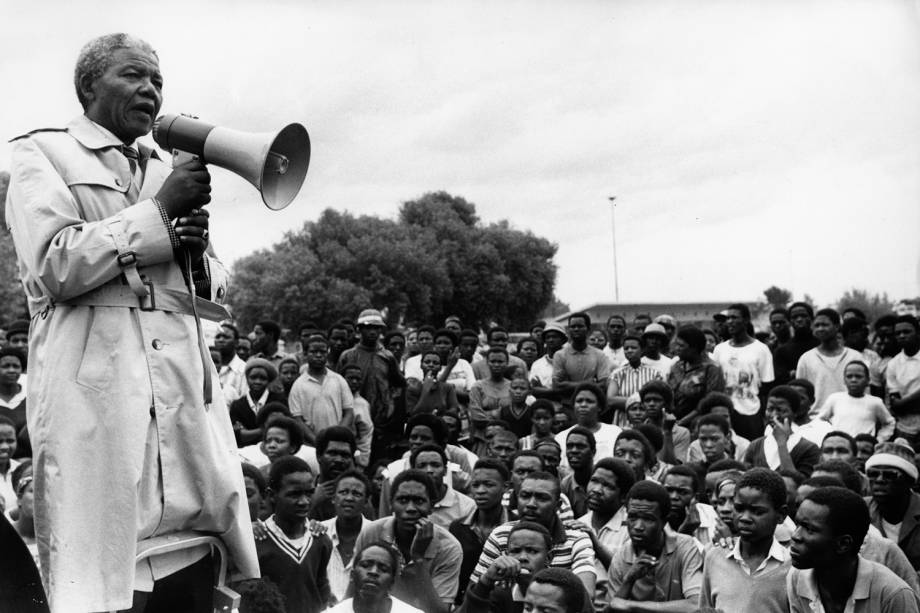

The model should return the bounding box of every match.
[552,301,760,331]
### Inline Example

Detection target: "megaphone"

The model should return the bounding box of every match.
[152,114,310,210]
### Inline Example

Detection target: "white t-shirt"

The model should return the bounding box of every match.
[556,423,622,469]
[328,597,423,613]
[817,391,895,439]
[796,347,865,410]
[404,355,476,392]
[641,355,674,379]
[712,340,774,416]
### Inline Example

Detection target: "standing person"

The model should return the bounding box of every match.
[886,315,920,450]
[406,351,460,415]
[469,348,513,441]
[500,376,534,439]
[530,323,567,402]
[788,487,919,613]
[817,361,895,440]
[552,313,611,398]
[406,329,475,404]
[338,309,406,463]
[326,542,424,613]
[289,336,355,446]
[768,308,792,349]
[252,320,288,370]
[607,335,663,427]
[410,444,477,528]
[773,302,820,385]
[327,323,354,372]
[639,323,674,378]
[516,337,541,372]
[5,33,258,610]
[712,303,775,440]
[796,308,866,410]
[320,470,372,604]
[519,400,556,450]
[604,315,628,371]
[214,322,247,402]
[667,326,724,423]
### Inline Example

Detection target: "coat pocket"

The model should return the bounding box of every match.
[74,307,123,392]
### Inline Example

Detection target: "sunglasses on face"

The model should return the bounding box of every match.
[867,468,904,482]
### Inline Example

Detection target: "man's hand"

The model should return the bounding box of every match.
[663,411,677,432]
[409,517,434,562]
[678,504,701,536]
[481,555,521,588]
[771,417,792,448]
[622,552,657,584]
[174,207,210,263]
[156,159,212,219]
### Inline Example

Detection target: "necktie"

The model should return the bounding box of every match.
[121,145,139,175]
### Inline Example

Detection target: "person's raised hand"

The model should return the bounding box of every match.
[481,555,521,587]
[156,159,211,220]
[771,416,792,447]
[409,517,434,562]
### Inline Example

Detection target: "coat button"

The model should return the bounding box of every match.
[115,178,122,186]
[152,339,164,350]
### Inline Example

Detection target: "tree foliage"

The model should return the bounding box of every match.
[0,172,29,322]
[836,288,895,323]
[763,285,793,309]
[228,192,558,332]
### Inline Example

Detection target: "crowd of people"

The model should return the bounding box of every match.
[6,300,920,612]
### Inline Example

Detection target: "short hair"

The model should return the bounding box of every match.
[788,302,814,319]
[511,450,545,469]
[768,385,802,414]
[341,364,363,378]
[821,431,856,455]
[334,469,371,497]
[803,486,870,553]
[874,314,898,331]
[707,459,747,474]
[840,318,868,337]
[516,336,540,353]
[530,399,555,417]
[727,303,751,320]
[842,307,867,321]
[459,328,480,342]
[606,314,627,326]
[316,425,358,455]
[267,456,312,491]
[302,335,327,349]
[639,380,673,406]
[814,308,841,327]
[769,307,789,319]
[263,415,304,453]
[571,382,608,415]
[432,328,458,346]
[298,321,320,336]
[854,433,878,447]
[384,330,405,345]
[219,321,240,340]
[697,392,734,415]
[278,356,301,373]
[410,443,448,468]
[778,468,806,488]
[633,425,664,455]
[896,314,920,333]
[788,379,815,402]
[390,468,438,503]
[814,460,862,495]
[241,463,267,496]
[616,429,656,464]
[568,312,591,327]
[491,430,519,447]
[328,322,351,336]
[406,414,448,446]
[735,467,787,511]
[566,426,597,454]
[487,418,512,431]
[354,541,402,579]
[486,326,509,342]
[508,520,553,552]
[593,457,637,495]
[528,568,587,613]
[622,333,642,346]
[697,414,731,436]
[844,360,869,378]
[416,324,436,338]
[676,326,707,353]
[803,475,844,489]
[232,578,286,612]
[486,346,509,361]
[74,34,158,109]
[664,465,701,495]
[473,457,511,482]
[522,471,561,500]
[626,480,671,518]
[255,320,282,341]
[256,402,292,428]
[0,347,26,370]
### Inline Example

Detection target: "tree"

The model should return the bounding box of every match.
[836,288,895,323]
[228,192,558,332]
[0,172,28,322]
[763,286,793,309]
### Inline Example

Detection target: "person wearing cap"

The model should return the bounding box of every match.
[229,358,286,447]
[638,323,674,380]
[552,312,611,399]
[653,315,677,350]
[338,309,406,463]
[530,323,567,402]
[865,437,920,569]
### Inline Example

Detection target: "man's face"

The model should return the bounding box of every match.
[623,339,642,363]
[523,582,568,613]
[489,331,510,350]
[867,464,912,502]
[421,353,442,378]
[565,433,593,470]
[329,329,351,355]
[417,331,435,353]
[391,481,431,532]
[551,412,571,434]
[442,415,461,443]
[279,362,299,387]
[518,341,539,364]
[532,409,553,436]
[459,335,479,362]
[433,335,454,361]
[244,476,264,521]
[765,395,795,424]
[510,379,529,404]
[633,316,651,334]
[344,369,362,394]
[567,317,588,342]
[470,467,506,511]
[489,436,517,467]
[487,352,509,378]
[271,471,314,525]
[844,325,869,351]
[725,309,747,336]
[352,546,396,601]
[305,341,328,370]
[733,485,783,542]
[319,440,354,480]
[855,440,874,470]
[83,46,163,144]
[607,318,626,344]
[626,498,665,552]
[789,306,812,332]
[358,325,381,346]
[535,444,561,473]
[641,391,666,422]
[511,456,543,491]
[875,324,898,356]
[251,325,272,354]
[333,476,367,520]
[236,338,252,361]
[896,322,920,351]
[299,327,320,348]
[812,315,837,343]
[587,467,622,514]
[697,424,729,462]
[542,331,566,354]
[663,474,696,523]
[445,320,462,336]
[770,313,790,337]
[790,500,838,569]
[413,450,447,484]
[386,335,406,361]
[820,436,854,463]
[408,426,435,453]
[614,439,648,476]
[214,326,237,355]
[517,478,559,526]
[506,529,550,577]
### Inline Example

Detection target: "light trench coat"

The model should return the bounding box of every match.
[5,115,258,612]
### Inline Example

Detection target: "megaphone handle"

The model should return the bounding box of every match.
[172,149,199,167]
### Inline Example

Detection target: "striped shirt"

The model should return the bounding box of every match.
[469,520,595,585]
[609,363,662,398]
[501,490,575,521]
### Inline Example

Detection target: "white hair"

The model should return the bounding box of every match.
[73,33,157,109]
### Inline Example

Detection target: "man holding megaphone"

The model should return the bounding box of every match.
[5,33,264,612]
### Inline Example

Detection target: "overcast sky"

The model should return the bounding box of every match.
[3,0,919,312]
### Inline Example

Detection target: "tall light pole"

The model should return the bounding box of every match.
[609,196,620,303]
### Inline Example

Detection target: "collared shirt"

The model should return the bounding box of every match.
[0,458,21,515]
[327,597,423,613]
[502,490,574,521]
[787,556,919,613]
[578,507,629,553]
[320,516,368,602]
[245,388,271,420]
[404,355,477,392]
[609,362,662,399]
[218,354,246,402]
[470,519,595,586]
[288,368,354,434]
[796,346,866,412]
[354,516,463,606]
[700,537,790,613]
[607,529,703,603]
[530,355,554,388]
[887,349,920,433]
[552,345,611,387]
[431,487,477,529]
[686,430,750,463]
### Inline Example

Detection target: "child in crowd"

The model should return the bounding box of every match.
[278,357,301,400]
[0,415,19,514]
[262,416,305,469]
[500,376,533,439]
[552,407,573,434]
[519,400,555,450]
[230,358,285,447]
[743,386,821,477]
[257,456,333,613]
[685,392,750,463]
[817,361,895,441]
[342,364,373,468]
[10,460,36,564]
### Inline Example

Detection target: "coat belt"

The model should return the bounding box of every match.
[35,284,230,322]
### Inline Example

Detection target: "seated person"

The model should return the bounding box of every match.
[523,568,592,613]
[743,385,821,477]
[326,541,424,613]
[518,400,556,451]
[411,444,476,528]
[661,465,726,548]
[613,428,661,483]
[685,392,750,463]
[634,381,690,466]
[320,470,373,603]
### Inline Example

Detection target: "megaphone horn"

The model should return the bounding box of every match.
[152,114,310,211]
